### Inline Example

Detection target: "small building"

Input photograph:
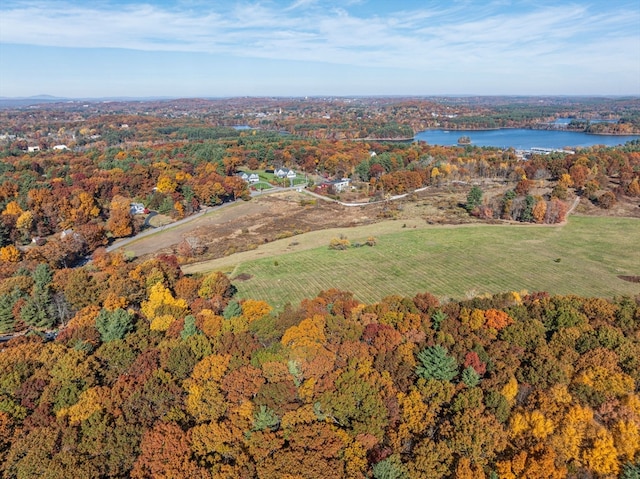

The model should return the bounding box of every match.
[325,178,351,192]
[52,144,69,151]
[130,203,146,215]
[239,172,260,183]
[27,146,40,152]
[275,167,294,178]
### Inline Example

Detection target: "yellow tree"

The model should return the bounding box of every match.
[281,315,327,361]
[395,387,432,446]
[532,200,547,224]
[242,299,273,323]
[184,354,231,422]
[141,282,188,326]
[70,191,100,225]
[583,428,620,476]
[552,404,594,466]
[0,245,22,262]
[106,195,133,238]
[156,175,178,194]
[2,200,23,217]
[613,419,640,462]
[16,210,33,233]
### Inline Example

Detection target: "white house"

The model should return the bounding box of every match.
[27,146,40,152]
[52,144,69,151]
[275,167,293,178]
[328,178,351,192]
[239,172,260,183]
[130,203,146,215]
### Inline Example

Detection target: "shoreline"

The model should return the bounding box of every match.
[417,126,640,137]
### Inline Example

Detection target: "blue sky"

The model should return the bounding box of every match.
[0,0,639,98]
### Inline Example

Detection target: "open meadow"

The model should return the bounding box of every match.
[185,216,640,309]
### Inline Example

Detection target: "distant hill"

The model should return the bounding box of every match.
[0,95,176,109]
[0,95,69,108]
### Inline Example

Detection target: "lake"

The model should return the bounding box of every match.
[414,128,640,150]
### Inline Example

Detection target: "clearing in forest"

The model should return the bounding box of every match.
[185,216,640,310]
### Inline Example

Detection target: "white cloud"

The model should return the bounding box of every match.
[0,0,638,81]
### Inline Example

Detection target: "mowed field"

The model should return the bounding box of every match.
[185,216,640,310]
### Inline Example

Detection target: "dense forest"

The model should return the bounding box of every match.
[0,254,639,478]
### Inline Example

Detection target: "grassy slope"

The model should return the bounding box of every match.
[187,216,640,309]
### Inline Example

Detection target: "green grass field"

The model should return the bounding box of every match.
[200,216,640,309]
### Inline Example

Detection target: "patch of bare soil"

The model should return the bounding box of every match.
[132,191,387,263]
[573,194,640,218]
[233,273,253,281]
[619,275,640,284]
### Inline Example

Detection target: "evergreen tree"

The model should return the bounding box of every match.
[0,289,19,333]
[96,308,135,342]
[465,186,483,212]
[416,345,458,382]
[621,462,640,479]
[252,405,280,432]
[223,300,242,320]
[20,295,55,328]
[462,366,481,388]
[0,220,9,248]
[431,310,447,331]
[521,194,535,222]
[20,263,57,329]
[372,454,408,479]
[32,263,53,291]
[180,315,198,340]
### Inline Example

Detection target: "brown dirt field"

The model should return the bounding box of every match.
[124,186,480,264]
[125,191,386,262]
[121,181,640,269]
[572,193,640,218]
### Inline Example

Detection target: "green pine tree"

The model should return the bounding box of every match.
[462,366,481,387]
[0,220,10,248]
[252,405,280,432]
[223,300,242,320]
[32,263,53,291]
[20,294,55,329]
[0,289,19,334]
[621,462,640,479]
[180,314,198,339]
[431,310,447,331]
[521,195,535,222]
[372,454,408,479]
[465,185,483,212]
[416,345,458,382]
[96,308,135,342]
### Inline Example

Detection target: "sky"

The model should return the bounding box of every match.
[0,0,639,98]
